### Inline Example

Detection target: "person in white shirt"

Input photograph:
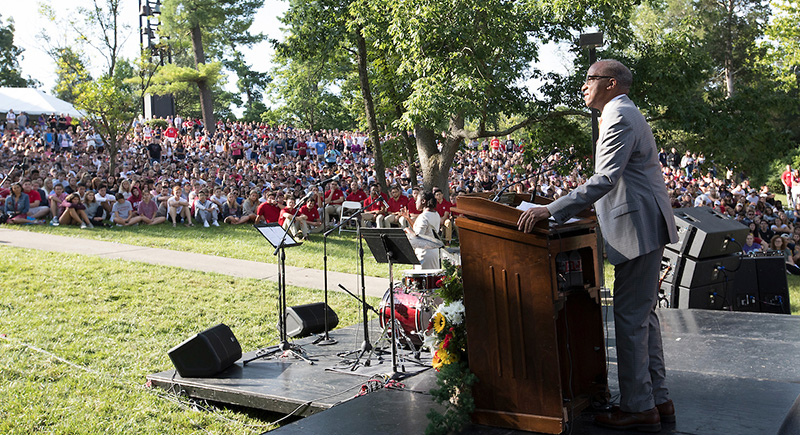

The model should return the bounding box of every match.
[94,185,116,216]
[400,191,442,269]
[167,185,193,227]
[194,189,220,227]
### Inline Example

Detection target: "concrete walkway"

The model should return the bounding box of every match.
[0,228,392,299]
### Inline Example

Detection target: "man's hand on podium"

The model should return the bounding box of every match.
[517,206,551,233]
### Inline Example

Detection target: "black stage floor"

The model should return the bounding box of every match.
[148,308,800,434]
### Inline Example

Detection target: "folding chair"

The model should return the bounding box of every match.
[339,201,363,234]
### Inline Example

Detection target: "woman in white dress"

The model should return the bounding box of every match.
[400,191,442,269]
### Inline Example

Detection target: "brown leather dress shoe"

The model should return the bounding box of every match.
[656,400,676,423]
[594,406,661,432]
[608,400,676,424]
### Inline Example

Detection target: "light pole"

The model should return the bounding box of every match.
[139,0,175,119]
[578,32,606,295]
[578,32,604,152]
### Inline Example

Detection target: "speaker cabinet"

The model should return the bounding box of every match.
[662,248,740,288]
[284,303,338,337]
[753,255,790,314]
[728,255,761,312]
[667,207,749,259]
[677,281,733,310]
[168,323,242,378]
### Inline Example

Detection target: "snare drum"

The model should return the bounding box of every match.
[379,285,440,346]
[401,269,445,293]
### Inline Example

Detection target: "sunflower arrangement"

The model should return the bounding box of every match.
[424,260,478,435]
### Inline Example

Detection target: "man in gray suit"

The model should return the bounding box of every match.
[518,59,678,432]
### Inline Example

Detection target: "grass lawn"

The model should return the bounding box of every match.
[0,246,377,434]
[10,223,799,314]
[12,223,390,278]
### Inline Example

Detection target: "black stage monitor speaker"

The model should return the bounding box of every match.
[667,207,749,259]
[661,249,741,288]
[284,303,338,338]
[168,323,242,378]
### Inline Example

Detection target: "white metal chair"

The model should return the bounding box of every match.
[339,201,363,234]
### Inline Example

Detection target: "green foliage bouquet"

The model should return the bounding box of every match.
[425,261,477,435]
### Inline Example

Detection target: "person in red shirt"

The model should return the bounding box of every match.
[782,165,793,208]
[377,185,409,228]
[256,192,281,223]
[164,125,178,144]
[346,181,368,204]
[21,179,50,220]
[407,186,421,219]
[279,196,308,239]
[361,184,387,226]
[490,136,501,151]
[296,139,308,160]
[299,197,323,234]
[323,180,345,228]
[434,189,456,243]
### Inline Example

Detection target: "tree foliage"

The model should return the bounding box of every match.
[159,0,265,131]
[52,47,93,103]
[0,15,38,87]
[267,55,355,130]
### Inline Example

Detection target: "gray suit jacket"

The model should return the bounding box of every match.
[548,95,678,265]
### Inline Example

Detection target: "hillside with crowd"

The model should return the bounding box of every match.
[1,111,797,262]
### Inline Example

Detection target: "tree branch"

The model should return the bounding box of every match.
[450,109,589,140]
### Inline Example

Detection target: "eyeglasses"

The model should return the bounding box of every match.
[585,75,614,82]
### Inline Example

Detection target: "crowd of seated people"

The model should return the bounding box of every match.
[5,110,800,263]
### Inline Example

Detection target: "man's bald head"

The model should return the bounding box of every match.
[593,59,633,92]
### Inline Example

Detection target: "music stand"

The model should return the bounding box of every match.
[361,228,419,376]
[244,223,314,365]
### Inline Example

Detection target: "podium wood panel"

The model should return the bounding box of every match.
[457,208,607,434]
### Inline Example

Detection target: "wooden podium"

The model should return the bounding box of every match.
[454,194,608,434]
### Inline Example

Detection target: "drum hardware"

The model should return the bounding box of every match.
[401,269,445,293]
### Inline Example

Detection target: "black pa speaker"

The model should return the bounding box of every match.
[168,323,242,378]
[667,207,749,259]
[729,254,790,314]
[661,249,740,288]
[284,303,339,338]
[677,281,733,310]
[728,255,761,312]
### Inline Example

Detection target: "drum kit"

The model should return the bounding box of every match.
[378,269,445,348]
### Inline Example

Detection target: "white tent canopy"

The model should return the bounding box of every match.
[0,87,83,118]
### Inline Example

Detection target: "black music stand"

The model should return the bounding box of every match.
[361,228,419,376]
[244,223,314,365]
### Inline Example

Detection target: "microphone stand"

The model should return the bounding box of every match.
[323,202,378,369]
[321,203,369,347]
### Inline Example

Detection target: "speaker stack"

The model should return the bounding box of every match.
[660,207,749,310]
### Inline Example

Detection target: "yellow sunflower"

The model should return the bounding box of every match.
[438,347,459,365]
[432,351,443,370]
[433,312,446,333]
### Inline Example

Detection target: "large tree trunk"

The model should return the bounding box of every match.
[415,127,459,200]
[355,30,386,190]
[414,116,465,200]
[190,25,215,135]
[724,0,735,98]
